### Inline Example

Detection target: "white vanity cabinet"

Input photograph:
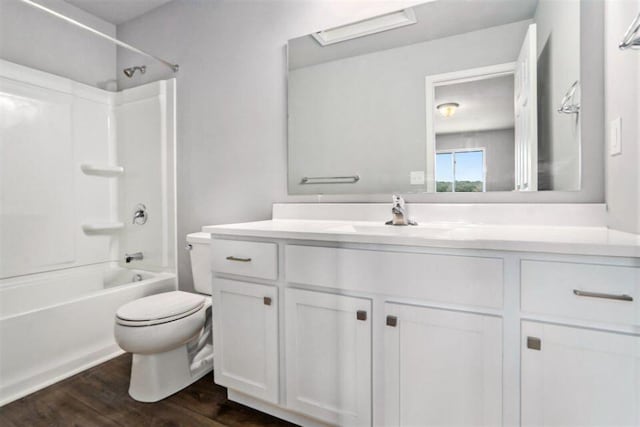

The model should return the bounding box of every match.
[520,259,640,427]
[208,233,640,427]
[211,278,279,404]
[384,303,503,427]
[285,289,372,427]
[521,321,640,427]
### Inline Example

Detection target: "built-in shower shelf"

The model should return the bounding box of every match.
[80,164,124,177]
[82,222,125,234]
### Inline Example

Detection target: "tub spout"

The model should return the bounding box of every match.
[125,252,143,263]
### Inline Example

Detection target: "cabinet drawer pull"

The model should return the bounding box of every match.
[386,315,398,327]
[356,310,367,321]
[226,256,252,262]
[573,289,633,302]
[264,297,272,306]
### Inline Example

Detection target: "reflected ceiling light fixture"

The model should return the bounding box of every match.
[437,102,460,118]
[311,8,417,46]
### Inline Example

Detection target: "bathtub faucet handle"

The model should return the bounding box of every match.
[125,252,143,263]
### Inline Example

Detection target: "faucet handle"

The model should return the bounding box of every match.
[387,194,417,226]
[132,204,147,225]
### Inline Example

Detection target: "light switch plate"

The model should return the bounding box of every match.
[609,117,622,156]
[410,170,425,185]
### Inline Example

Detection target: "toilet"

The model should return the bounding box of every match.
[114,232,212,402]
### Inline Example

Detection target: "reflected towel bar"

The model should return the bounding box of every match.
[619,12,640,50]
[300,175,360,184]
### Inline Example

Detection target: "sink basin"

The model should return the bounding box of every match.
[324,222,457,237]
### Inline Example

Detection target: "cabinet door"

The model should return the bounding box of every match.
[285,289,371,426]
[212,278,278,403]
[522,321,640,427]
[384,303,502,426]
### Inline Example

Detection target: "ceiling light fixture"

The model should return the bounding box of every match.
[437,102,460,118]
[312,8,417,46]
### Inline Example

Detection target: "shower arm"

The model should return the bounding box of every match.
[19,0,179,73]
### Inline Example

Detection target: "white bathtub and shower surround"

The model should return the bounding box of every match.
[0,59,178,405]
[0,265,175,406]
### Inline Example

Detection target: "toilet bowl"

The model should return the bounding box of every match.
[114,232,212,402]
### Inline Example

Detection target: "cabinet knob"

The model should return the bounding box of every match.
[386,315,398,327]
[356,310,367,321]
[527,336,541,350]
[264,297,272,306]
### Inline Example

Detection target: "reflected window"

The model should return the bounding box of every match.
[436,149,485,192]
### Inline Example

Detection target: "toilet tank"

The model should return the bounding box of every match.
[186,232,211,295]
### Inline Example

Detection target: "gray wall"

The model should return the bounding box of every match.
[436,129,515,192]
[0,0,116,88]
[535,0,581,191]
[604,0,640,234]
[116,0,606,291]
[288,21,529,195]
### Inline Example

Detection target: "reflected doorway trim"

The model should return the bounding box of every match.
[436,147,487,192]
[425,62,517,192]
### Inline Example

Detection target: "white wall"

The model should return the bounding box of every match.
[288,21,529,195]
[0,0,116,88]
[436,129,515,192]
[116,0,607,291]
[604,0,640,234]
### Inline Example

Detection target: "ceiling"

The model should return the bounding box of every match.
[65,0,172,25]
[435,74,515,135]
[289,0,538,70]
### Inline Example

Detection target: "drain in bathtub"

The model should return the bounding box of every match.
[133,274,143,282]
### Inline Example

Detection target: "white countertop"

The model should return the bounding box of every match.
[203,219,640,258]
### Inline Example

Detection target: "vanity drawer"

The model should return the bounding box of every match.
[521,260,640,326]
[285,245,503,308]
[211,239,277,280]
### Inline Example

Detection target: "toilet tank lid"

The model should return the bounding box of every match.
[117,291,205,322]
[187,232,210,244]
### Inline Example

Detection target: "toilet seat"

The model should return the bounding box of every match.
[116,291,205,327]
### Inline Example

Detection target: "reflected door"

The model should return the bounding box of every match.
[514,23,538,191]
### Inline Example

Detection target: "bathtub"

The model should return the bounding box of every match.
[0,262,176,406]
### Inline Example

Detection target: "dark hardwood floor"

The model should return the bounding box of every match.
[0,354,297,427]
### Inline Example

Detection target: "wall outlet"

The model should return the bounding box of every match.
[609,117,622,156]
[410,170,425,185]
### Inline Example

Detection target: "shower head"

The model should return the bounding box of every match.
[123,65,146,78]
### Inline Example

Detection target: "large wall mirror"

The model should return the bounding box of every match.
[288,0,592,196]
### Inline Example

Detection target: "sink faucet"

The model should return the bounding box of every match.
[386,194,417,226]
[125,252,143,263]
